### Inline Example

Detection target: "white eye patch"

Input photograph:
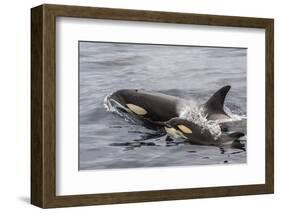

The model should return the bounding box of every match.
[177,125,192,134]
[126,104,147,115]
[164,127,188,139]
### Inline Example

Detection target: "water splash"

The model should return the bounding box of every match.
[104,94,141,124]
[104,94,115,112]
[178,101,222,139]
[178,100,246,139]
[224,106,247,121]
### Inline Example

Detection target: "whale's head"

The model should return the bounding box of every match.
[164,118,194,139]
[108,89,150,117]
[109,89,140,103]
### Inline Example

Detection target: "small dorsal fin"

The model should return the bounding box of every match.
[220,131,245,148]
[227,132,245,139]
[204,85,231,119]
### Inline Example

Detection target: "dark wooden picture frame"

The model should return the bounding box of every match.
[31,4,274,208]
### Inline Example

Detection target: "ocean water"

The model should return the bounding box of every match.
[79,41,247,170]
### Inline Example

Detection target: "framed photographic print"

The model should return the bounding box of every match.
[31,4,274,208]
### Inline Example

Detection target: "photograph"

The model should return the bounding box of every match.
[78,41,247,170]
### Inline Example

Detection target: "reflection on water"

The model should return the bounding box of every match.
[79,42,247,170]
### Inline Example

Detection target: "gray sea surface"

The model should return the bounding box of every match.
[79,41,247,170]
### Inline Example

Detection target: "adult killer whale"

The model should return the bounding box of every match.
[108,85,231,124]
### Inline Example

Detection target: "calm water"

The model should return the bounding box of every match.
[79,42,247,170]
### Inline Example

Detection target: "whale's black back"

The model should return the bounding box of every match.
[110,89,182,122]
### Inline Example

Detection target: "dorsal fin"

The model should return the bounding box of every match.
[220,131,245,148]
[227,132,245,139]
[204,85,231,120]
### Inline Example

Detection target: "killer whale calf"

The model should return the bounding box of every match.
[164,117,245,148]
[108,85,232,125]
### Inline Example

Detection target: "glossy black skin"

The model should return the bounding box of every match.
[109,89,182,122]
[165,118,219,146]
[109,85,231,124]
[165,118,245,147]
[203,85,231,120]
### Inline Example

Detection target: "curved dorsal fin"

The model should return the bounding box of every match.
[204,85,231,119]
